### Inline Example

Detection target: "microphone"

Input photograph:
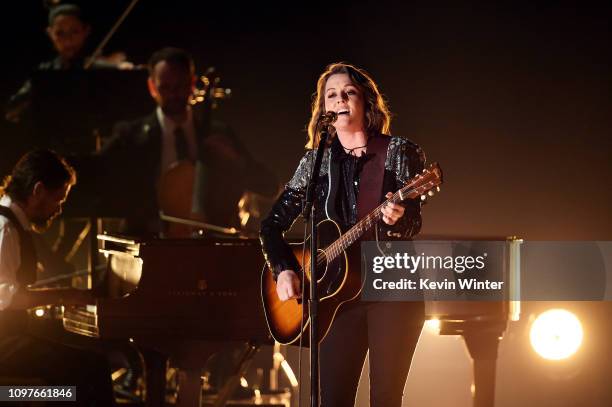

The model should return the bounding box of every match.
[318,111,338,147]
[319,111,338,127]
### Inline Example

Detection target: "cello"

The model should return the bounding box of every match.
[157,69,235,238]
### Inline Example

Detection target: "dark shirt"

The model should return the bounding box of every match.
[260,134,426,278]
[333,141,370,229]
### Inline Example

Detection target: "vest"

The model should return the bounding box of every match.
[0,205,37,336]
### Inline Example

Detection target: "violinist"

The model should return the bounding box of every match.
[5,3,123,123]
[100,47,279,235]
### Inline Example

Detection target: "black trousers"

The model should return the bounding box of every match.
[319,301,424,407]
[0,333,115,406]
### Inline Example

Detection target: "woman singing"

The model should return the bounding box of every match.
[260,62,426,406]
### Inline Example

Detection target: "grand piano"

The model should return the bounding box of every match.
[63,234,271,407]
[418,236,522,407]
[63,233,521,407]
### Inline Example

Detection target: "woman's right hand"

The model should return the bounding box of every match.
[276,270,302,301]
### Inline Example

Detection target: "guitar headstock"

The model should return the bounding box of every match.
[396,162,443,202]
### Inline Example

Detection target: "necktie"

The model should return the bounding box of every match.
[174,126,189,161]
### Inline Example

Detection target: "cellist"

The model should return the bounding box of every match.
[99,47,278,236]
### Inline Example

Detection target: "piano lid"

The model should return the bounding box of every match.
[66,234,271,343]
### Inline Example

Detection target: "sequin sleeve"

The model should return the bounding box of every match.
[378,136,426,239]
[260,151,315,279]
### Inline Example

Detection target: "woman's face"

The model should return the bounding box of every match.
[47,15,90,61]
[324,73,365,133]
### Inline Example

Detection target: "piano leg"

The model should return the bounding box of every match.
[213,342,259,407]
[142,349,168,407]
[177,368,203,407]
[462,322,507,407]
[138,340,264,407]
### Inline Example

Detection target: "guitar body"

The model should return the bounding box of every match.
[261,218,364,345]
[260,162,443,345]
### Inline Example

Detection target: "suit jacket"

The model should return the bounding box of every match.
[98,108,278,235]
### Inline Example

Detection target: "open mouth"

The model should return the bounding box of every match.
[337,109,349,115]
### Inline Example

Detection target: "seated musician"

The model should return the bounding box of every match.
[99,47,279,235]
[0,149,115,406]
[5,3,124,123]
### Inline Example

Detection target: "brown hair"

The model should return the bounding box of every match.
[306,62,391,149]
[0,149,76,203]
[148,47,195,76]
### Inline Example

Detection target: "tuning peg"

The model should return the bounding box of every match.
[420,195,427,201]
[422,169,426,173]
[436,186,441,192]
[428,190,435,196]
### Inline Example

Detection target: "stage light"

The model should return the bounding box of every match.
[34,308,45,317]
[111,367,127,381]
[530,309,583,360]
[424,318,441,334]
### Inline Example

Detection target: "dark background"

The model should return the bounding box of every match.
[1,2,611,406]
[1,0,610,238]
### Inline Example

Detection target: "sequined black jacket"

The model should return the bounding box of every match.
[260,135,426,278]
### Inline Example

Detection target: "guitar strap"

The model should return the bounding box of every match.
[357,134,390,239]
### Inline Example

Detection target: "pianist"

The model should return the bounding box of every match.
[0,149,114,405]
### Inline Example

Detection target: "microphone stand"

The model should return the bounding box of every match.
[302,126,331,407]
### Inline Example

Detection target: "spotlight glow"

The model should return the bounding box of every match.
[530,309,583,360]
[424,318,441,334]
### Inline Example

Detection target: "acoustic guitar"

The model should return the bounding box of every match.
[261,162,443,344]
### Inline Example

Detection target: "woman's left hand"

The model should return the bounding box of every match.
[381,192,405,225]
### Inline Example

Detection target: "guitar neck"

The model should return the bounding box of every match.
[322,204,385,263]
[321,164,441,264]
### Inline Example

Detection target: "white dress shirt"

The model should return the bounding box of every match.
[0,195,32,310]
[156,106,199,173]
